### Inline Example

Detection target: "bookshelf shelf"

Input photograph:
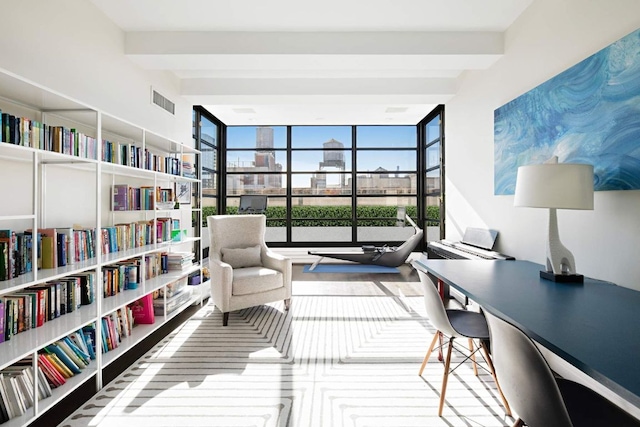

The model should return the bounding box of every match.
[0,69,204,426]
[0,305,97,368]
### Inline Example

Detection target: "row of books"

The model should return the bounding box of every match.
[102,253,168,298]
[0,219,182,283]
[0,110,185,176]
[111,185,175,211]
[0,227,96,282]
[0,359,52,423]
[0,326,95,424]
[102,140,182,176]
[0,110,98,159]
[0,272,96,343]
[101,306,135,352]
[0,297,153,423]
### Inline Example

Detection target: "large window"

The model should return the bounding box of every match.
[199,105,444,249]
[221,124,424,246]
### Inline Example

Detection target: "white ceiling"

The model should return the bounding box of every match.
[89,0,533,125]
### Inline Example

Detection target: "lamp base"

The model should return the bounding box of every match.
[540,270,584,283]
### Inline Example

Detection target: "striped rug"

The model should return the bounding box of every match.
[62,295,513,427]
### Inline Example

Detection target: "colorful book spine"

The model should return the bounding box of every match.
[0,300,5,344]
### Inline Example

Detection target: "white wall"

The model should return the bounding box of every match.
[446,0,640,290]
[0,0,191,145]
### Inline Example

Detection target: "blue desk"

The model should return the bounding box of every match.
[411,256,640,409]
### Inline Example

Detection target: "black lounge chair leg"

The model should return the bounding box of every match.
[223,312,229,326]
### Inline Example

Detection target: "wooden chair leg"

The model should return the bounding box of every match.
[284,298,291,311]
[468,338,478,376]
[512,418,524,427]
[419,331,441,376]
[438,338,454,416]
[222,312,229,326]
[481,340,512,417]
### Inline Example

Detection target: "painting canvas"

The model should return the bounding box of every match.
[494,28,640,195]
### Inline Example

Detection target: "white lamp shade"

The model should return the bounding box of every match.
[514,163,594,210]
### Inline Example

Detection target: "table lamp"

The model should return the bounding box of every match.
[514,156,594,283]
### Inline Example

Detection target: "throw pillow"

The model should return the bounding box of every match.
[221,245,262,268]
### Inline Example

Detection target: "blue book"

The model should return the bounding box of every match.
[62,336,90,365]
[44,343,81,374]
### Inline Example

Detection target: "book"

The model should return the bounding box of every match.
[112,184,129,211]
[42,353,73,379]
[38,228,58,268]
[0,373,10,422]
[43,343,81,375]
[62,336,90,365]
[130,293,155,325]
[0,230,16,280]
[56,339,87,369]
[82,325,97,359]
[57,227,76,265]
[0,300,4,343]
[38,353,66,387]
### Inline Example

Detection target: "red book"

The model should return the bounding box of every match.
[130,293,155,324]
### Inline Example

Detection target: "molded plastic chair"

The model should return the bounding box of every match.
[416,269,511,417]
[485,311,640,427]
[207,214,292,326]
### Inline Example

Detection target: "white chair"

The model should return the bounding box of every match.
[485,310,640,427]
[416,269,511,417]
[207,214,292,326]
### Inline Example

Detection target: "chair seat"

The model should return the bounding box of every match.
[232,266,284,296]
[556,378,640,427]
[446,309,490,340]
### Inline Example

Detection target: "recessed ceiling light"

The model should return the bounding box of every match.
[232,108,256,114]
[385,107,408,114]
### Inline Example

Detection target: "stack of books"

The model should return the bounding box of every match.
[166,252,194,272]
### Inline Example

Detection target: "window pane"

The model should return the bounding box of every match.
[226,149,287,171]
[356,125,417,148]
[291,173,351,195]
[426,169,440,195]
[356,197,417,219]
[291,126,352,148]
[227,126,287,149]
[291,197,351,217]
[426,141,439,169]
[226,173,286,195]
[426,115,441,144]
[202,171,217,194]
[202,144,216,171]
[201,116,218,147]
[356,173,416,195]
[291,150,351,171]
[356,150,416,172]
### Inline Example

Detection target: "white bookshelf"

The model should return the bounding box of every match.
[0,69,204,426]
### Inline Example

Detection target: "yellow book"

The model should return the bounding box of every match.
[43,354,73,379]
[41,236,55,269]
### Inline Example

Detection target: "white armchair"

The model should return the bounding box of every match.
[207,214,292,326]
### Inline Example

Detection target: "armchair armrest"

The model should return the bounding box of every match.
[262,250,292,289]
[209,257,234,312]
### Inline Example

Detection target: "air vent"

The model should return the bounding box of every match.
[151,88,175,115]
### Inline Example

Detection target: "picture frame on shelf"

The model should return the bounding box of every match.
[176,182,191,204]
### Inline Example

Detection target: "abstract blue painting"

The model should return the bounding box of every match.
[494,28,640,195]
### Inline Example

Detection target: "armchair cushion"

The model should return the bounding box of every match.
[221,245,262,269]
[232,267,284,296]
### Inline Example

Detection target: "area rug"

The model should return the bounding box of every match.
[302,264,400,273]
[61,296,513,427]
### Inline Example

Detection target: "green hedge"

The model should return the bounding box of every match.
[202,205,439,227]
